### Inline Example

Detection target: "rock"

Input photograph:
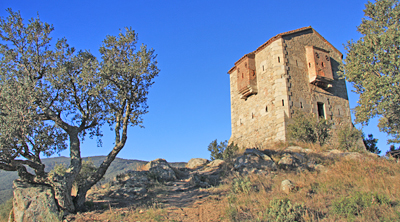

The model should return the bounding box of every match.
[342,152,364,160]
[278,153,303,170]
[206,159,225,168]
[145,158,177,182]
[187,173,210,188]
[285,146,312,153]
[314,164,328,173]
[186,158,209,169]
[12,180,61,222]
[281,179,295,194]
[234,149,276,173]
[244,149,273,161]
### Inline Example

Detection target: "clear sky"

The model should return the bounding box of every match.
[0,0,392,162]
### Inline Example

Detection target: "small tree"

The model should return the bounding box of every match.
[342,0,400,146]
[0,9,159,212]
[207,140,239,160]
[287,111,332,146]
[363,134,380,154]
[336,124,364,152]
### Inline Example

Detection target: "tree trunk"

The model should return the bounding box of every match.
[51,130,82,213]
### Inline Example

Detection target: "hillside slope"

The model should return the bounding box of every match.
[0,156,185,205]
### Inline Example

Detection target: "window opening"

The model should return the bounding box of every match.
[282,99,285,106]
[296,60,298,66]
[317,102,325,118]
[309,63,311,68]
[265,106,268,112]
[300,102,303,109]
[278,57,280,63]
[262,65,264,71]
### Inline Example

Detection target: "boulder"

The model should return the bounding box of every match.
[281,179,295,194]
[187,173,210,188]
[234,149,276,173]
[12,180,61,222]
[145,158,177,182]
[186,158,209,169]
[278,153,303,170]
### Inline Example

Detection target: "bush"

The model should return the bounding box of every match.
[265,198,306,222]
[363,134,380,154]
[208,140,239,160]
[336,124,363,152]
[231,177,252,194]
[288,112,332,146]
[332,191,391,221]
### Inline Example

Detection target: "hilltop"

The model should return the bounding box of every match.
[3,143,397,221]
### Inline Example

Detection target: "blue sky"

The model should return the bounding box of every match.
[0,0,392,162]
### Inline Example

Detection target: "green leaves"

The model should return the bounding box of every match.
[342,0,400,144]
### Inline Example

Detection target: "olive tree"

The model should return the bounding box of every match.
[342,0,400,145]
[0,9,159,212]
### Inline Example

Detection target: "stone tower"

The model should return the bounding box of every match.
[228,27,351,148]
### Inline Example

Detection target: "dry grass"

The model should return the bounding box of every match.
[223,154,400,221]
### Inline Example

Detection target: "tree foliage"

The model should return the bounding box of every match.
[0,9,159,212]
[363,134,380,154]
[207,140,239,161]
[342,0,400,145]
[287,111,332,146]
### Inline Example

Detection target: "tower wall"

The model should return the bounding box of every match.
[228,27,352,149]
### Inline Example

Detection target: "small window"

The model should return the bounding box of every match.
[317,102,325,118]
[300,102,303,109]
[252,113,254,119]
[296,60,298,66]
[245,62,247,68]
[309,63,311,68]
[265,106,268,112]
[282,99,285,106]
[321,62,324,67]
[262,65,264,71]
[278,57,280,63]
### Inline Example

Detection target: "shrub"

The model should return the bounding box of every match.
[288,112,332,146]
[336,124,363,152]
[231,177,252,194]
[265,198,306,222]
[208,139,239,160]
[332,191,391,221]
[363,134,380,154]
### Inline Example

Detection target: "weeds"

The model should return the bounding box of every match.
[265,198,306,222]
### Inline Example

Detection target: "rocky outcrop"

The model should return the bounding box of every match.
[186,158,209,169]
[278,153,304,170]
[12,180,61,222]
[234,149,277,174]
[144,158,177,182]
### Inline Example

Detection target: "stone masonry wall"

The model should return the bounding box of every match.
[283,30,351,129]
[228,28,352,149]
[229,38,290,148]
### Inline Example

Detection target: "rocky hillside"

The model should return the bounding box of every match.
[2,145,400,221]
[54,145,400,221]
[0,156,185,205]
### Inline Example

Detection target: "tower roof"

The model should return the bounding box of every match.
[228,26,342,74]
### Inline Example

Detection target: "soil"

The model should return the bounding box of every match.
[65,173,228,221]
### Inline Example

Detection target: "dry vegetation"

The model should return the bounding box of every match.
[52,143,400,221]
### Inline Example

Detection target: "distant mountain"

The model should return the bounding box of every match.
[0,156,186,205]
